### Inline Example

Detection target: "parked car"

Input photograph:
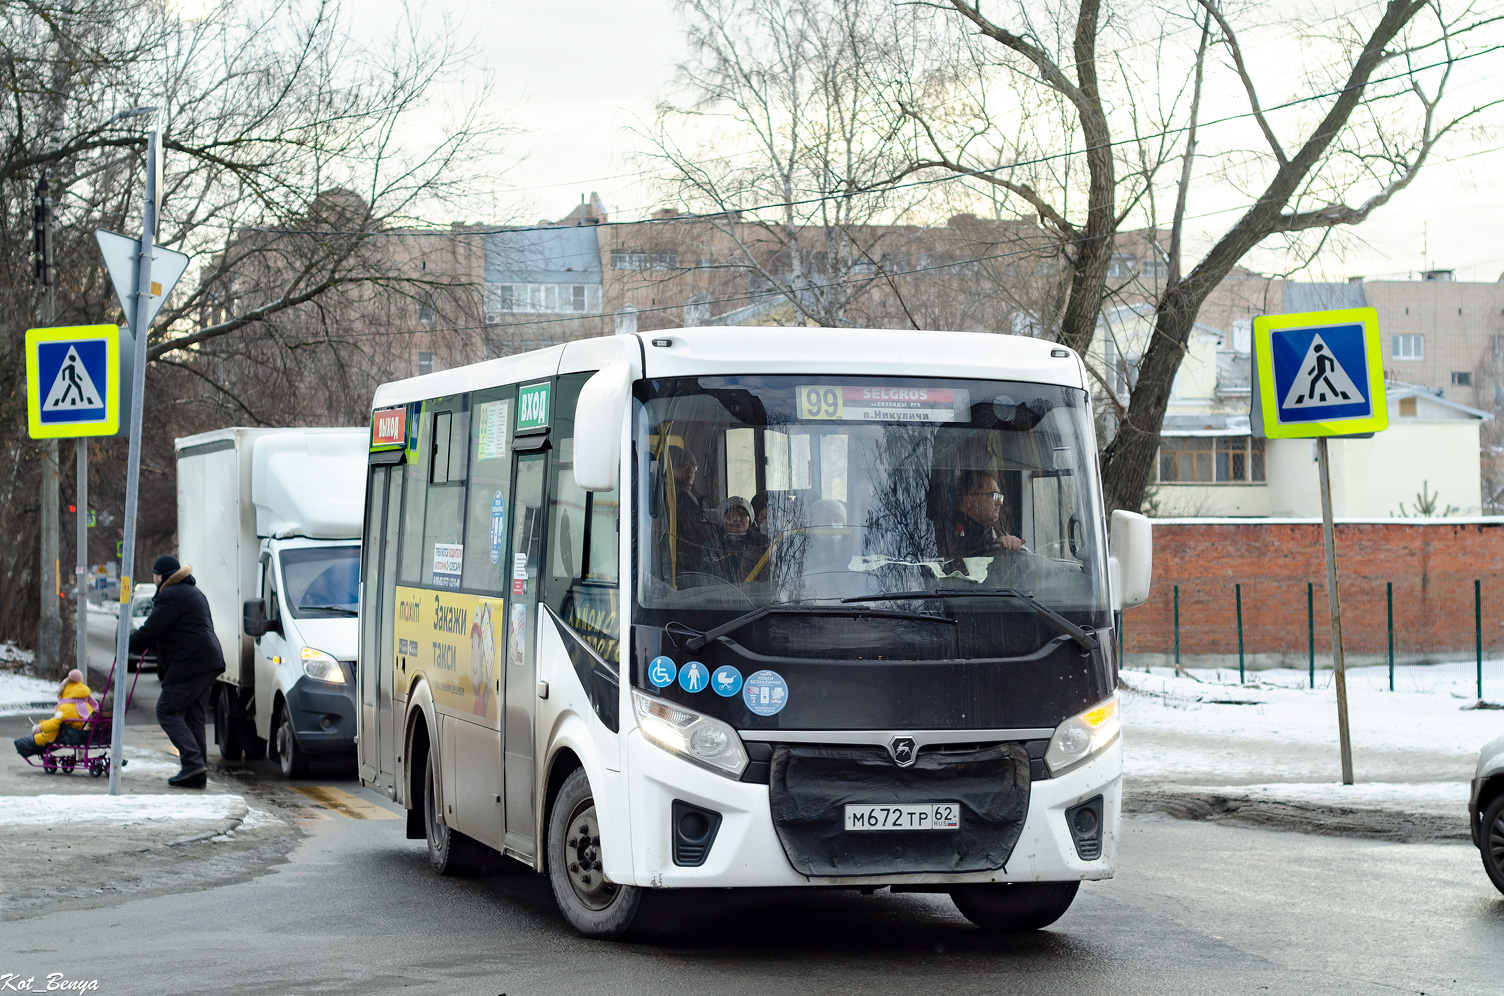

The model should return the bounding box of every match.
[127,583,158,671]
[1469,735,1504,893]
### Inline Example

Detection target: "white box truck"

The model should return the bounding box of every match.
[175,427,368,777]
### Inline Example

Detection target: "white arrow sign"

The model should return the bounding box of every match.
[94,229,191,333]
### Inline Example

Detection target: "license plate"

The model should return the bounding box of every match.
[843,803,960,831]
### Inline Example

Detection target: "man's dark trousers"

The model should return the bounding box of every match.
[156,671,219,770]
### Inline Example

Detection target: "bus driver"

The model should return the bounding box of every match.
[951,470,1024,559]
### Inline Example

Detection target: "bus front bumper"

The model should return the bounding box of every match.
[623,731,1121,889]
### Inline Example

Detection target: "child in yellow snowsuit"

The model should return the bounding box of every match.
[13,670,99,758]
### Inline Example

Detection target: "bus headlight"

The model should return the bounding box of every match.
[1044,696,1119,776]
[633,691,748,778]
[300,647,345,684]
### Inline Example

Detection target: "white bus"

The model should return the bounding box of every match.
[357,327,1152,939]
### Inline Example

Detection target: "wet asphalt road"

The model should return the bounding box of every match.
[2,771,1502,996]
[3,612,1492,994]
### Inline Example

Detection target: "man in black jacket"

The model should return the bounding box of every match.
[129,555,226,788]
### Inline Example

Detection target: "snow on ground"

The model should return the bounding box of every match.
[0,671,61,717]
[1121,659,1504,813]
[0,793,247,826]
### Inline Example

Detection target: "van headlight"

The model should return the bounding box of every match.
[300,647,345,684]
[1044,696,1119,776]
[632,691,748,778]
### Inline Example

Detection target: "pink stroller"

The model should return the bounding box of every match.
[21,657,142,779]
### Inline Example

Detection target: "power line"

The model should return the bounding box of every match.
[224,45,1502,241]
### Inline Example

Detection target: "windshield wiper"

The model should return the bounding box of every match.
[668,603,956,653]
[841,588,1099,652]
[300,604,358,616]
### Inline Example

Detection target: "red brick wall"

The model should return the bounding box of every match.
[1123,520,1504,660]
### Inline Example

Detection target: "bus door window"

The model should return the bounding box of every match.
[503,451,547,854]
[397,405,429,585]
[461,392,514,593]
[421,398,469,588]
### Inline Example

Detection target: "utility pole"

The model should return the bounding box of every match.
[33,175,62,677]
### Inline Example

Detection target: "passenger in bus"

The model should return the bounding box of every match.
[667,445,711,577]
[703,497,768,583]
[949,471,1024,559]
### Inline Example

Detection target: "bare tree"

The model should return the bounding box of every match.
[651,0,927,326]
[887,0,1502,510]
[0,0,509,648]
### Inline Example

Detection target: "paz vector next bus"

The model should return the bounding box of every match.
[356,327,1153,939]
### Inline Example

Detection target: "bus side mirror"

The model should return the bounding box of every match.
[575,363,632,492]
[1109,510,1152,609]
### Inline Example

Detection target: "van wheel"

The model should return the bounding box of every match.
[274,710,310,778]
[421,750,490,875]
[547,768,648,940]
[215,687,244,762]
[950,881,1080,932]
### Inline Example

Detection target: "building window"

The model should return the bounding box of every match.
[1452,371,1472,386]
[485,282,598,315]
[418,351,434,376]
[1141,256,1169,279]
[1158,436,1265,483]
[1393,334,1424,360]
[1107,254,1137,278]
[418,293,435,325]
[610,250,678,270]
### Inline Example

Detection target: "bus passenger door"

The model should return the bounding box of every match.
[358,463,403,793]
[503,450,547,857]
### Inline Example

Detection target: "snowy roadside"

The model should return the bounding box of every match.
[0,670,59,718]
[1119,659,1504,838]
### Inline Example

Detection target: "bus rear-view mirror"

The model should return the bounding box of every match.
[575,363,632,492]
[1109,510,1152,609]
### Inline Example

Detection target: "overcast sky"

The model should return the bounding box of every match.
[475,0,1504,284]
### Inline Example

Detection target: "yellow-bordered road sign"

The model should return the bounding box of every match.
[25,324,121,439]
[1251,307,1387,439]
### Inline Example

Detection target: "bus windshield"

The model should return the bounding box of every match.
[634,375,1109,660]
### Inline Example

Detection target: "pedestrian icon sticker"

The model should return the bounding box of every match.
[1280,332,1363,409]
[43,346,104,411]
[678,660,708,693]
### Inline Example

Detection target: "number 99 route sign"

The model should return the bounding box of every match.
[1250,307,1387,439]
[25,324,121,439]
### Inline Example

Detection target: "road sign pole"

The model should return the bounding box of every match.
[76,438,88,677]
[1316,436,1355,785]
[109,126,158,796]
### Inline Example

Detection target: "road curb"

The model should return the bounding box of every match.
[1125,787,1469,843]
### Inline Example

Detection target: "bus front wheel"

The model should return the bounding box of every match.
[950,881,1080,932]
[547,768,646,940]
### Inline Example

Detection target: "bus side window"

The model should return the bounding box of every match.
[546,373,619,666]
[461,391,514,592]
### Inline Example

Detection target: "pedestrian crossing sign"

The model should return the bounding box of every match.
[1251,308,1387,439]
[25,324,121,439]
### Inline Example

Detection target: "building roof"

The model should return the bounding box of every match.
[485,227,602,284]
[1386,384,1492,420]
[1283,281,1367,312]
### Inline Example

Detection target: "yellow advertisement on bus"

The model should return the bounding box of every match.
[395,585,506,724]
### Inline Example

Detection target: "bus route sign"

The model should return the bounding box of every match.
[1251,307,1387,439]
[25,324,122,439]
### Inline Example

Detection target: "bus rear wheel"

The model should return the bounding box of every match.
[422,750,489,875]
[547,768,645,940]
[950,881,1080,932]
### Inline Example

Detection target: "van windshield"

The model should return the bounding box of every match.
[633,375,1109,659]
[280,546,360,618]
